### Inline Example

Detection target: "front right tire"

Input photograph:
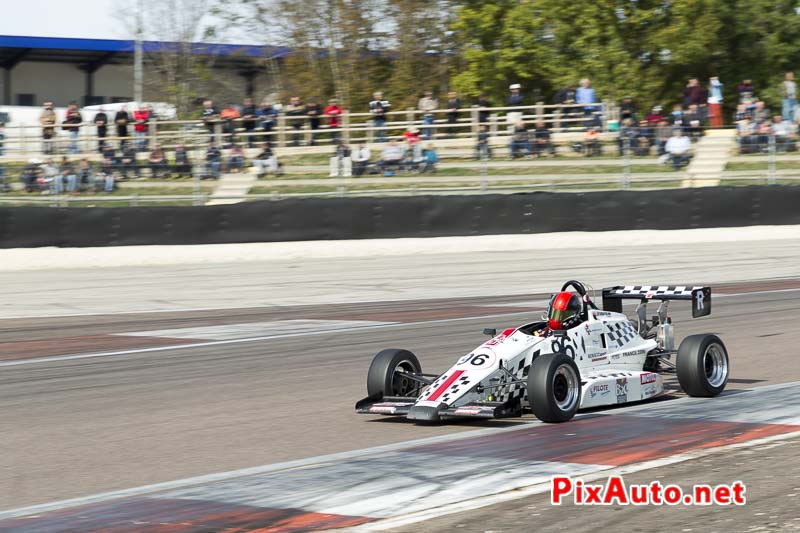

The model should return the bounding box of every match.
[528,352,581,423]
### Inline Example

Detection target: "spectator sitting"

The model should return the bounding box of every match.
[174,144,192,177]
[619,96,637,124]
[734,103,751,123]
[101,145,118,175]
[684,104,704,140]
[617,118,638,155]
[476,125,492,160]
[329,141,352,177]
[755,121,773,153]
[41,159,59,192]
[93,170,115,193]
[736,117,757,153]
[120,143,139,179]
[21,159,43,193]
[420,143,439,173]
[256,100,278,139]
[664,129,693,169]
[655,120,672,156]
[635,119,653,156]
[402,141,424,171]
[510,121,533,158]
[772,115,798,152]
[752,100,770,125]
[228,143,245,172]
[56,157,77,194]
[403,127,421,144]
[378,139,405,173]
[737,79,756,106]
[148,143,169,178]
[646,105,664,126]
[670,104,685,131]
[77,159,92,191]
[253,142,279,177]
[205,142,222,179]
[582,127,602,156]
[0,122,5,156]
[533,121,555,157]
[351,142,371,176]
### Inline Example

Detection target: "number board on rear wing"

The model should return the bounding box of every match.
[601,285,711,318]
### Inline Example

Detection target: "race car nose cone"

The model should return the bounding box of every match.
[407,404,443,422]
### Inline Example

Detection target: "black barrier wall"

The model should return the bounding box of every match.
[1,186,799,248]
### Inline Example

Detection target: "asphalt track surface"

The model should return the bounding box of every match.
[1,276,800,531]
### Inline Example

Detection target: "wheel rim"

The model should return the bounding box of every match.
[391,360,418,396]
[703,343,728,388]
[552,364,579,412]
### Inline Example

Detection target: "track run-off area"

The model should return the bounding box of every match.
[1,226,800,532]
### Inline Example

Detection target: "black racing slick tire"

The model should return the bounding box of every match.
[527,352,581,423]
[366,349,422,398]
[676,334,729,397]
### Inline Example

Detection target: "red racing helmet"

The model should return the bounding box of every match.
[548,291,583,330]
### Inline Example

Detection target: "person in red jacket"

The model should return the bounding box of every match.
[324,98,343,142]
[132,104,151,152]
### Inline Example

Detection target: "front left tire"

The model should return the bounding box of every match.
[366,348,422,398]
[527,352,581,423]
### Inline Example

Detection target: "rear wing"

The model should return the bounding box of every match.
[602,285,711,318]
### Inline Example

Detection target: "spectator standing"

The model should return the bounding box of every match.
[114,106,130,148]
[147,143,168,177]
[476,94,491,124]
[782,72,797,122]
[228,143,245,172]
[202,100,220,143]
[93,108,108,152]
[475,124,492,160]
[220,102,240,146]
[418,91,438,139]
[708,77,724,128]
[684,104,704,140]
[205,142,222,178]
[506,83,524,132]
[285,96,306,147]
[555,84,577,126]
[241,98,257,148]
[575,78,598,127]
[646,105,664,126]
[305,98,322,146]
[256,100,278,141]
[351,142,371,176]
[619,96,637,124]
[753,100,771,125]
[62,102,82,155]
[132,104,150,152]
[445,91,461,138]
[369,91,390,142]
[323,98,343,142]
[737,79,756,106]
[174,144,192,177]
[40,101,57,155]
[683,79,707,107]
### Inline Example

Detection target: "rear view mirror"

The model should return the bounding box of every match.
[483,328,497,337]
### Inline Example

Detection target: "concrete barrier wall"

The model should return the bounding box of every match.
[1,186,798,248]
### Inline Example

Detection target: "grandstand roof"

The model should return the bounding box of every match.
[0,35,289,70]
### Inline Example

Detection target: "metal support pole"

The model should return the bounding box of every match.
[768,134,776,185]
[622,137,631,189]
[3,67,11,106]
[134,0,144,103]
[479,144,489,192]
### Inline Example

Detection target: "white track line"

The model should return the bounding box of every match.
[2,287,797,369]
[1,381,797,522]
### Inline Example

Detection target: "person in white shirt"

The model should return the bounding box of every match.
[379,140,405,171]
[772,115,797,152]
[664,129,692,169]
[351,143,371,176]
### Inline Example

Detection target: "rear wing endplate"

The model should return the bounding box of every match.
[602,285,711,318]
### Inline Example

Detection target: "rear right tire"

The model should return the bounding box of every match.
[676,334,729,397]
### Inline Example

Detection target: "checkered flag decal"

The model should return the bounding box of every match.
[494,351,537,404]
[438,374,471,405]
[610,285,700,297]
[605,321,637,347]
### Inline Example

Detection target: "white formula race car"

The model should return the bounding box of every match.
[356,280,729,423]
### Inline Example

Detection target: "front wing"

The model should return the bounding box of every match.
[355,395,522,420]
